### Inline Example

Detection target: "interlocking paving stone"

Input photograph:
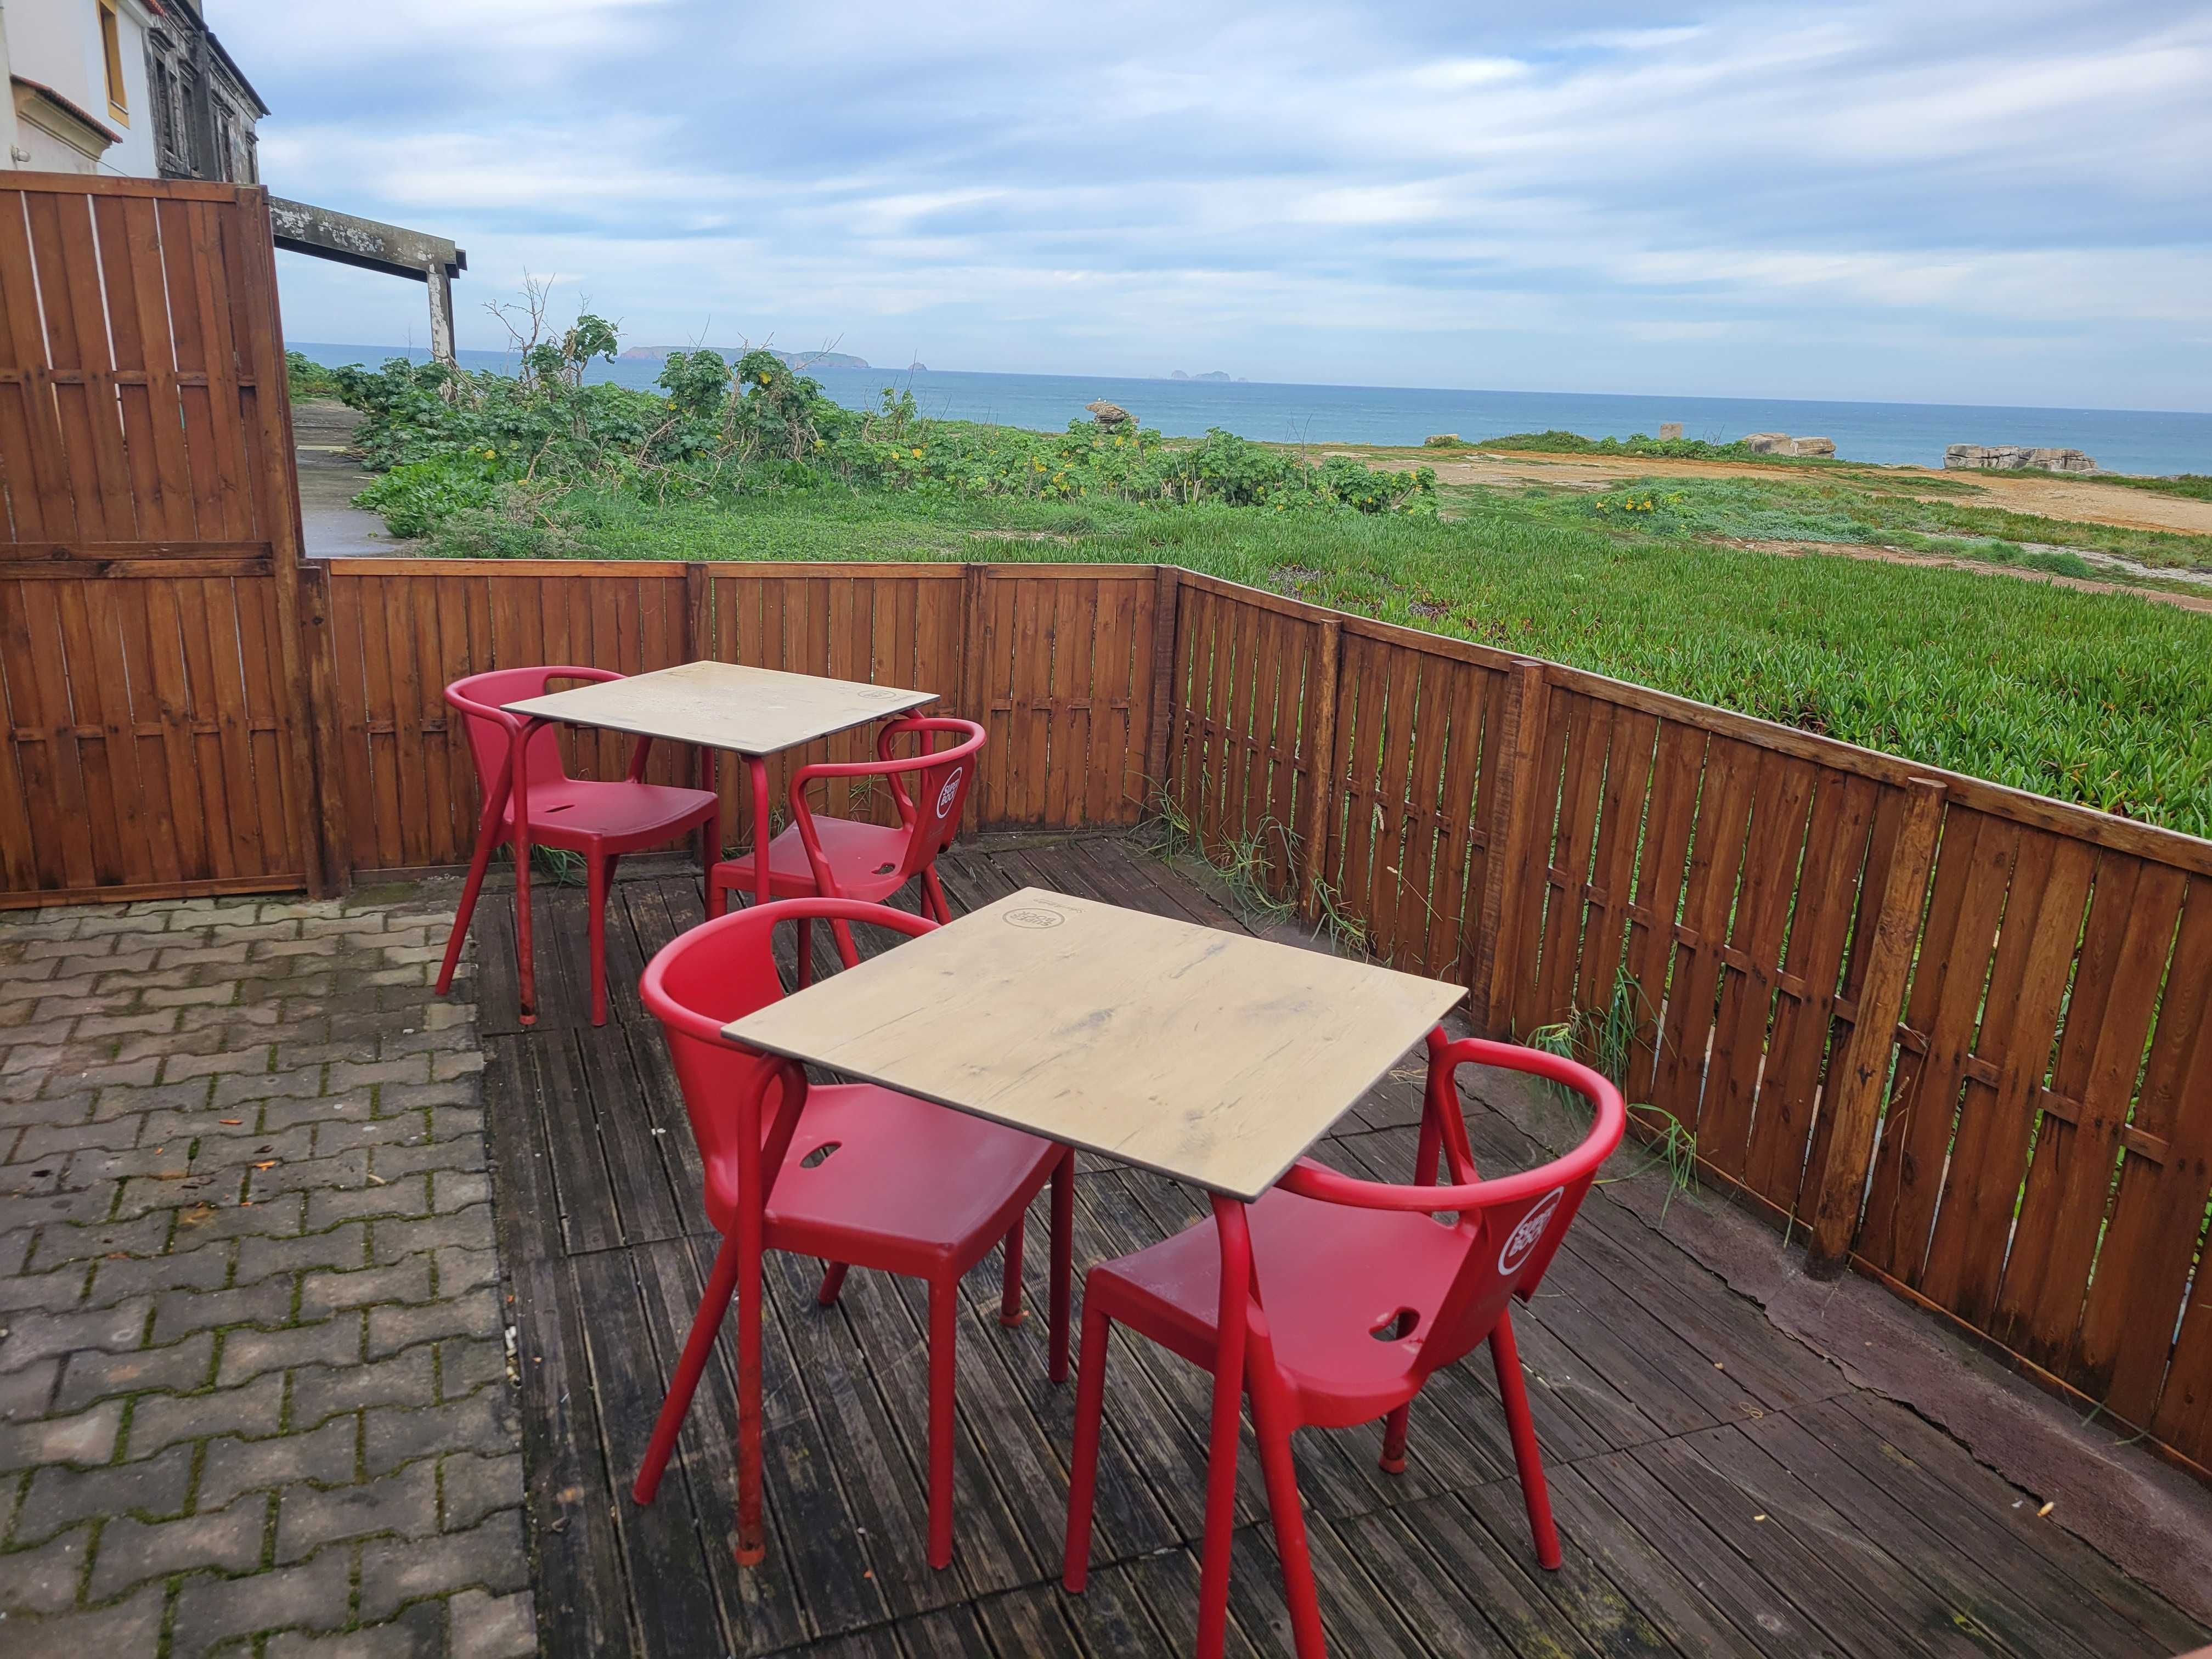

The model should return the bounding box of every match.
[0,888,528,1653]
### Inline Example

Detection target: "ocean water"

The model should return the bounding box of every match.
[287,342,2212,477]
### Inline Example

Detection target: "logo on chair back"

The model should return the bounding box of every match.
[935,767,964,819]
[1496,1186,1566,1278]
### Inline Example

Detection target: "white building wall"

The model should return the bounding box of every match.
[101,0,156,177]
[0,0,160,177]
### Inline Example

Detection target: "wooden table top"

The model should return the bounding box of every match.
[502,661,935,757]
[725,887,1466,1200]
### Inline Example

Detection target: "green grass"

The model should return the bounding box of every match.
[416,479,2212,839]
[1443,473,2212,572]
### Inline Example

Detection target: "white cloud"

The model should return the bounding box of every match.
[239,0,2212,408]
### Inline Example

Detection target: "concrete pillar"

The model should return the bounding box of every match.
[427,265,456,368]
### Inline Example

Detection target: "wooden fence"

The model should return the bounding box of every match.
[2,166,2206,1484]
[0,173,320,900]
[317,560,1163,873]
[1160,568,2212,1483]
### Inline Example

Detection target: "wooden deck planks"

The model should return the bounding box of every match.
[471,833,2207,1658]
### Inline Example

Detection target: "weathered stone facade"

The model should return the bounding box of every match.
[144,2,264,185]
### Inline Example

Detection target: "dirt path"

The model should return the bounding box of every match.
[294,398,418,557]
[1350,447,2212,538]
[1719,537,2212,613]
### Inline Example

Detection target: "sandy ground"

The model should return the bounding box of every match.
[1339,447,2212,539]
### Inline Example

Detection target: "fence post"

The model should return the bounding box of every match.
[295,561,352,898]
[1469,659,1551,1036]
[1805,777,1947,1277]
[683,563,713,662]
[956,564,991,834]
[235,185,338,897]
[1141,565,1182,810]
[1296,617,1341,923]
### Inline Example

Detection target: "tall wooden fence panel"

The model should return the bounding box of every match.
[0,174,319,904]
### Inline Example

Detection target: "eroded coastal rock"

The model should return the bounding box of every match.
[1741,432,1837,458]
[1087,400,1134,429]
[1945,443,2098,473]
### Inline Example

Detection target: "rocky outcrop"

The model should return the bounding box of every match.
[1741,433,1836,458]
[1087,400,1133,430]
[1658,422,1684,441]
[1945,444,2098,473]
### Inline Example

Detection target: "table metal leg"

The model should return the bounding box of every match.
[748,755,772,908]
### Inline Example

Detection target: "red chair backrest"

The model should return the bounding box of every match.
[639,898,937,1217]
[444,665,620,800]
[1274,1031,1624,1388]
[881,718,985,878]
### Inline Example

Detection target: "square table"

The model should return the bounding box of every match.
[503,660,936,907]
[725,885,1466,1201]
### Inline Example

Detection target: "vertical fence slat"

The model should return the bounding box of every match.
[1807,777,1948,1274]
[1471,659,1550,1035]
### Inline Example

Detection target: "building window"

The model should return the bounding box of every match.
[98,0,130,125]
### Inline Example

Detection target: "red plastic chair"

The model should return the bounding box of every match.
[433,666,719,1026]
[708,716,984,970]
[1063,1029,1626,1658]
[635,897,1075,1570]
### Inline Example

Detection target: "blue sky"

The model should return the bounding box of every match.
[234,0,2212,409]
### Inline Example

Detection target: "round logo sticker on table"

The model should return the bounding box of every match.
[1497,1186,1566,1277]
[1004,907,1065,930]
[935,767,964,819]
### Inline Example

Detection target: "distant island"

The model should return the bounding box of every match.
[615,346,871,371]
[1167,369,1239,382]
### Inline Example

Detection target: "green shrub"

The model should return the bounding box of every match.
[335,313,1437,543]
[286,351,343,400]
[1480,428,1778,462]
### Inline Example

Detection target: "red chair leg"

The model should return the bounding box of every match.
[436,791,506,997]
[1061,1297,1113,1591]
[1048,1153,1073,1384]
[1250,1368,1327,1659]
[1195,1197,1253,1659]
[1492,1311,1560,1570]
[587,849,611,1027]
[815,1261,849,1307]
[1379,1308,1418,1472]
[635,1234,743,1505]
[921,866,952,924]
[1380,1402,1411,1474]
[511,821,537,1025]
[698,775,720,916]
[998,1214,1026,1328]
[733,1233,768,1565]
[927,1277,959,1570]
